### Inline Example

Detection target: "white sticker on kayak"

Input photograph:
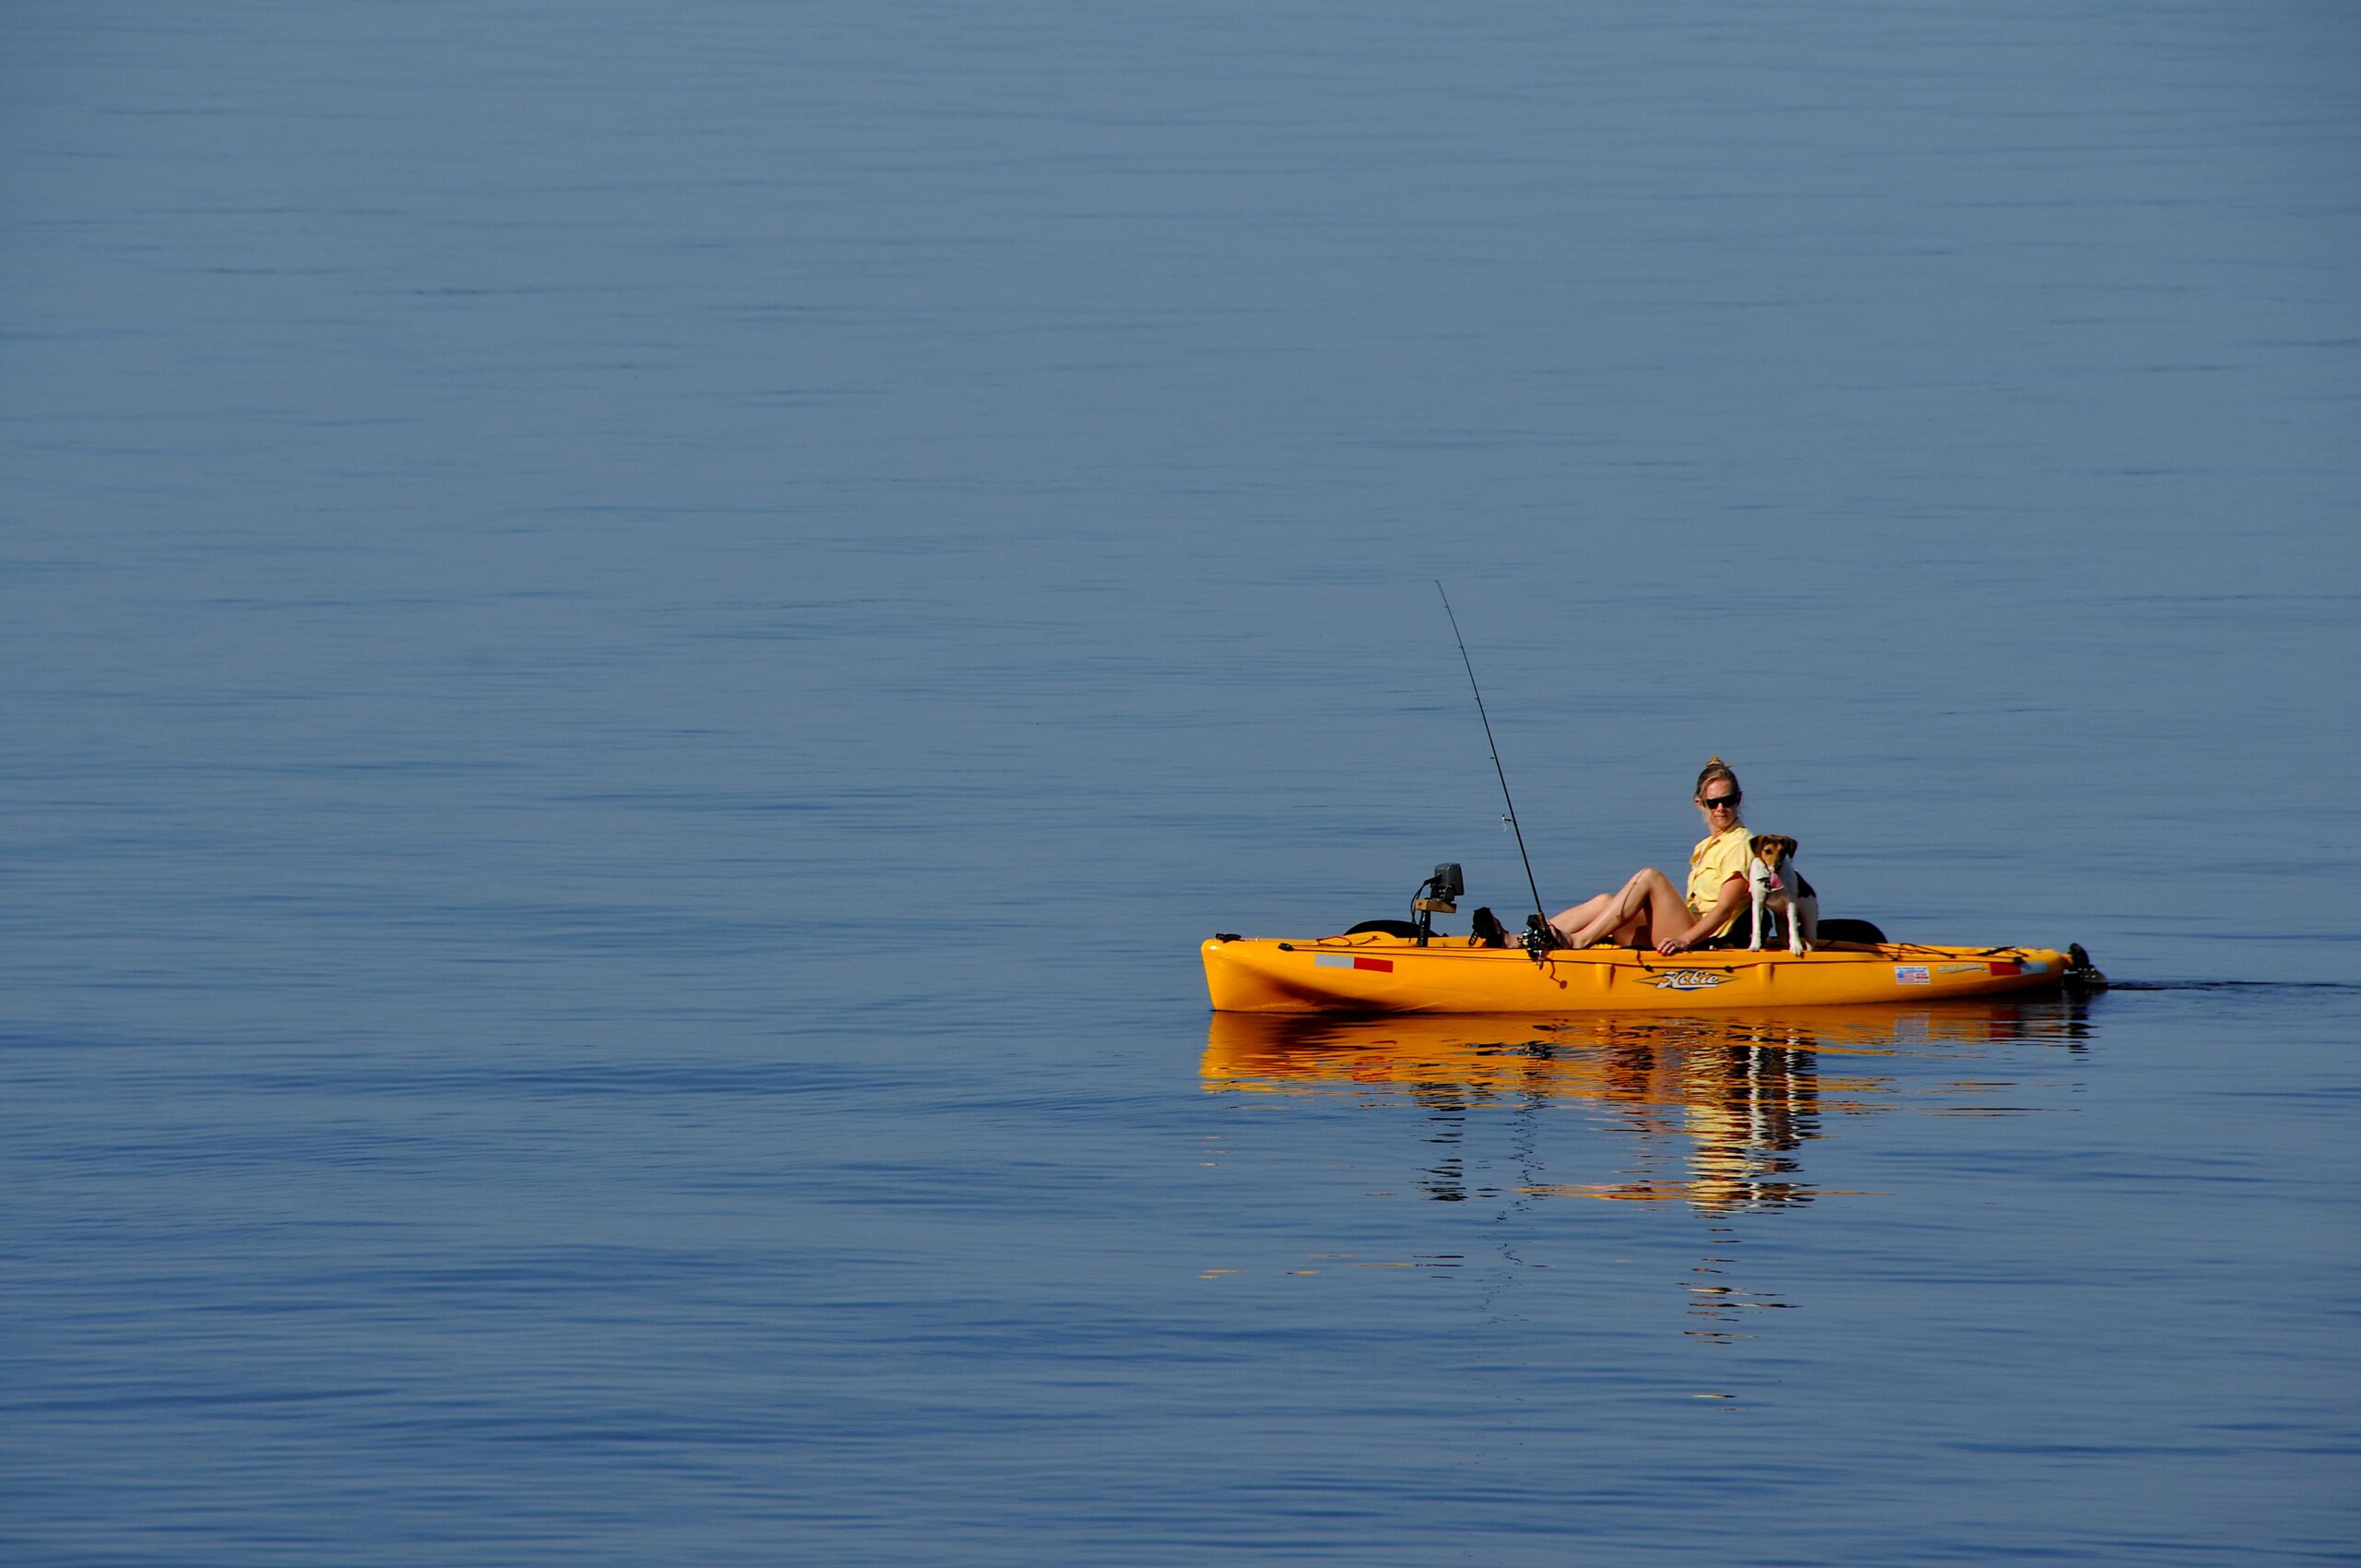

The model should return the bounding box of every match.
[1894,965,1931,985]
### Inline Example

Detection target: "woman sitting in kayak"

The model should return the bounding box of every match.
[1549,757,1754,955]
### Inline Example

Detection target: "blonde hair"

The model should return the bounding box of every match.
[1694,756,1743,827]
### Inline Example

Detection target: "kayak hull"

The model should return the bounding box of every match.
[1203,934,2073,1014]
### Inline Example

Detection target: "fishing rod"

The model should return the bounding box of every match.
[1435,582,1559,956]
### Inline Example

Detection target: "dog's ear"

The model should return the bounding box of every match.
[1778,835,1799,856]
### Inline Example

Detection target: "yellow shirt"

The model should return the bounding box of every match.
[1687,824,1752,934]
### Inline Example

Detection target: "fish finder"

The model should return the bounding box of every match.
[1410,862,1464,946]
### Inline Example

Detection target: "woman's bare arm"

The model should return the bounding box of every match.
[1658,875,1748,956]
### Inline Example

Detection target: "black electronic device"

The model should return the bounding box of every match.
[1410,862,1463,946]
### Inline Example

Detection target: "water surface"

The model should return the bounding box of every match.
[4,3,2356,1562]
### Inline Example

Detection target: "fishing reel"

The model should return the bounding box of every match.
[1409,862,1463,948]
[1522,913,1560,963]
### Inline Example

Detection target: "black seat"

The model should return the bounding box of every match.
[1697,874,1880,949]
[1702,907,1888,948]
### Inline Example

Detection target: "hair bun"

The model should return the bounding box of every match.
[1705,755,1725,767]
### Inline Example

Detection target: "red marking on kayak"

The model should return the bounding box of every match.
[1314,954,1394,973]
[1356,956,1394,973]
[1988,960,2022,977]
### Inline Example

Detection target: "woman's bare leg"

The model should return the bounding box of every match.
[1548,891,1619,944]
[1555,867,1690,948]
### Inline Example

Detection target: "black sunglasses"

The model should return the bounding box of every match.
[1702,793,1741,809]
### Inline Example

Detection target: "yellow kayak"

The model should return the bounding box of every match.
[1203,932,2085,1014]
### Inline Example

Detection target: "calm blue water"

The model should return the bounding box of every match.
[5,3,2357,1562]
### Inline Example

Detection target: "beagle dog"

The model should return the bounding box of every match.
[1748,835,1819,955]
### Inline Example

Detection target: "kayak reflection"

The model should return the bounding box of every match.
[1203,1002,2088,1216]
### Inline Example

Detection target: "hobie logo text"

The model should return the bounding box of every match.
[1645,969,1730,992]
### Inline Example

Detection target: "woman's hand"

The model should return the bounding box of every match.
[1655,936,1690,956]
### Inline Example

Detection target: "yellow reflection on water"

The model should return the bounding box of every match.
[1203,1002,2086,1217]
